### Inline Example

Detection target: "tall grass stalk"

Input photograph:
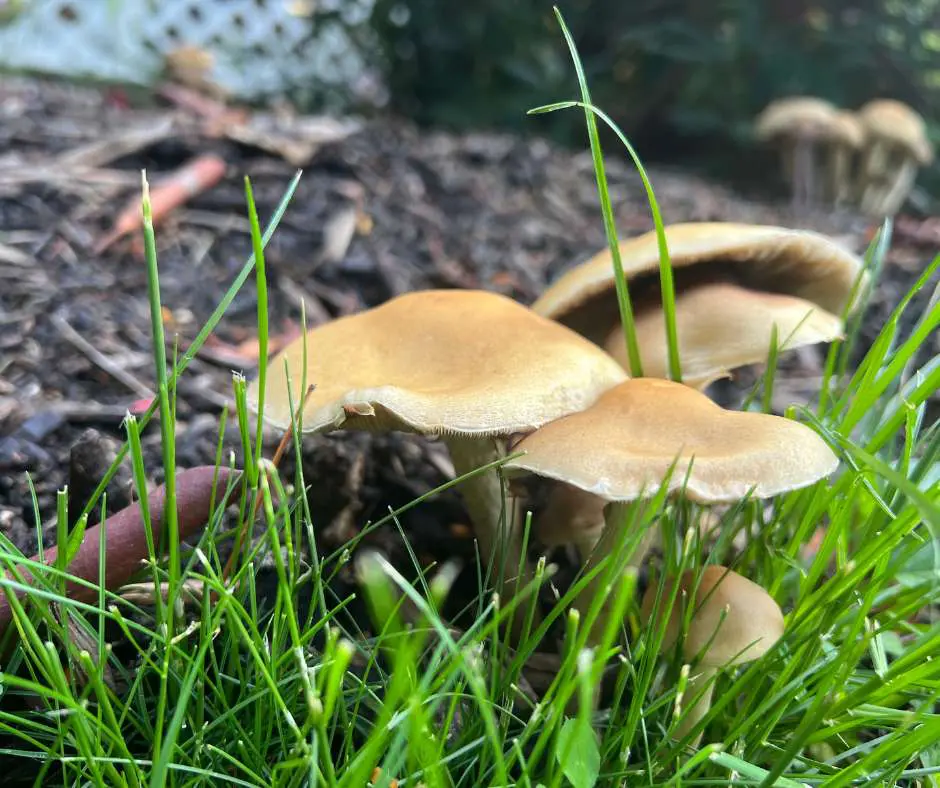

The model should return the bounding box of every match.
[528,6,682,382]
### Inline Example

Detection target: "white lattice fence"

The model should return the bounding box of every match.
[0,0,377,104]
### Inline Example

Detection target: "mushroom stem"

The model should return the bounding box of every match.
[859,186,880,215]
[674,666,718,746]
[827,144,854,206]
[878,156,917,216]
[779,145,794,189]
[442,435,539,637]
[864,139,890,178]
[791,138,816,210]
[572,528,605,562]
[573,501,656,645]
[858,140,890,212]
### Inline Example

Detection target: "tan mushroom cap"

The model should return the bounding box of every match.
[602,281,844,388]
[502,379,839,504]
[641,566,784,666]
[532,223,866,343]
[858,99,934,165]
[755,96,838,140]
[829,110,865,149]
[250,288,628,436]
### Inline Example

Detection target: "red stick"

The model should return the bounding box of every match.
[0,465,238,634]
[93,154,228,254]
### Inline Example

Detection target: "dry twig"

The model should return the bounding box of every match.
[51,312,155,400]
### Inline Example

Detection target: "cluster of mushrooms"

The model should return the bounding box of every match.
[755,96,934,216]
[249,221,867,744]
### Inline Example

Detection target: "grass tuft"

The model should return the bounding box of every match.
[528,6,682,382]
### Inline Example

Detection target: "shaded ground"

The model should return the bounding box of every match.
[0,77,938,634]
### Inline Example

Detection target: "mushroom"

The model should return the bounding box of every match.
[532,222,866,387]
[856,99,934,217]
[248,289,627,635]
[825,110,865,207]
[502,379,837,644]
[754,97,838,209]
[640,566,784,746]
[601,281,844,389]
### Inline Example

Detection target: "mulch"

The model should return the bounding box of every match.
[0,76,937,638]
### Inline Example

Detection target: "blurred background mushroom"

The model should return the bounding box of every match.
[641,566,785,747]
[754,97,838,210]
[825,110,865,207]
[856,99,934,217]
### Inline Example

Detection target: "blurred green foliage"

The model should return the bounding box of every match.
[370,0,940,152]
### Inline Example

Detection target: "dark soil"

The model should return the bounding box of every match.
[1,76,938,643]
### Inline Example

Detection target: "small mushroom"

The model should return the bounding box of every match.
[532,222,866,387]
[249,289,627,636]
[754,97,838,209]
[825,110,865,207]
[856,99,934,217]
[502,379,837,645]
[641,566,784,746]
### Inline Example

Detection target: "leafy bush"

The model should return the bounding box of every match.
[371,0,940,151]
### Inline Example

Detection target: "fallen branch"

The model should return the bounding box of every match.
[0,465,240,635]
[51,312,155,400]
[93,153,228,254]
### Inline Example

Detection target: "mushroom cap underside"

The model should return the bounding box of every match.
[755,97,838,139]
[532,223,866,343]
[535,482,607,546]
[602,281,844,387]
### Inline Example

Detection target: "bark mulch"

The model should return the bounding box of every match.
[1,76,937,638]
